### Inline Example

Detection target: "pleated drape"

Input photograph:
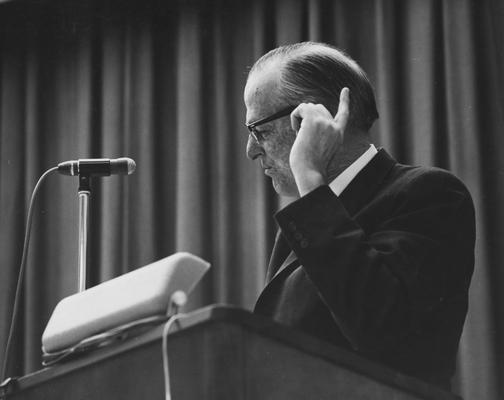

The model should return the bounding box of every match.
[0,1,503,398]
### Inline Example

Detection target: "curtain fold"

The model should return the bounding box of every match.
[0,0,502,398]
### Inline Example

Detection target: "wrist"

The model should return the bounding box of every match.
[292,168,326,197]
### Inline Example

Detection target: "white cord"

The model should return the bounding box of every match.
[162,314,187,400]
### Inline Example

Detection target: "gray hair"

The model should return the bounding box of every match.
[248,42,379,131]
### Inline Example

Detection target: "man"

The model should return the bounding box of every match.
[244,42,475,391]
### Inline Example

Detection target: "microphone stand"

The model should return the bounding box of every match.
[77,174,91,292]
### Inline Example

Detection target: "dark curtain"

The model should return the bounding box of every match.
[0,0,502,398]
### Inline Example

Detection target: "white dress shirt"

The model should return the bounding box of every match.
[329,144,378,196]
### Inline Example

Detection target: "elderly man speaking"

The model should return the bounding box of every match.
[244,42,475,391]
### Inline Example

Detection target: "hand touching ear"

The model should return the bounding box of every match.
[289,88,350,196]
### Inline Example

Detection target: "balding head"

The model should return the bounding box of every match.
[247,42,379,131]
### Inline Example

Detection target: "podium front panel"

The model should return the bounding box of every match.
[6,306,459,400]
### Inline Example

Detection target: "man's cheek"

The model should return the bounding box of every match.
[269,142,291,168]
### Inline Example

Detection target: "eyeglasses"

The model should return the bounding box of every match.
[245,105,296,142]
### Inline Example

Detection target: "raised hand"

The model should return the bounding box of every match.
[289,87,351,196]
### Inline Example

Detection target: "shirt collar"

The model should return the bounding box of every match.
[329,144,378,196]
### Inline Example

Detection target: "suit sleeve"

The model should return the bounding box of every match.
[275,171,475,363]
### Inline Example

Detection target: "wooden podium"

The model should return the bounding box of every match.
[5,305,459,400]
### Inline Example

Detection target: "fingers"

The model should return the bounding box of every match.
[334,87,350,125]
[290,106,302,132]
[290,103,332,132]
[289,88,350,133]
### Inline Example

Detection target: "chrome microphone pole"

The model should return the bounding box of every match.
[58,158,136,293]
[77,174,91,293]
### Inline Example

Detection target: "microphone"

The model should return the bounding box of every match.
[58,158,136,177]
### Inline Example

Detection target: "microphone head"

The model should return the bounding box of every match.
[112,157,136,175]
[57,157,136,176]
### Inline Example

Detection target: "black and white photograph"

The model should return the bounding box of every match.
[0,0,503,399]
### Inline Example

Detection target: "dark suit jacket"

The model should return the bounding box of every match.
[254,149,475,390]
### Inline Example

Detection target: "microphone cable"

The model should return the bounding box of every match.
[162,291,188,400]
[1,166,58,389]
[162,315,184,400]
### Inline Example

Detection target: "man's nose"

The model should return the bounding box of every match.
[246,135,264,160]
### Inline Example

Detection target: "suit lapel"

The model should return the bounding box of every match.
[255,232,299,312]
[265,230,293,283]
[271,250,298,280]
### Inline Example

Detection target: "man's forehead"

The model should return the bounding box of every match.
[244,66,283,121]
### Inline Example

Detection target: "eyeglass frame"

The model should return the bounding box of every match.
[245,105,297,142]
